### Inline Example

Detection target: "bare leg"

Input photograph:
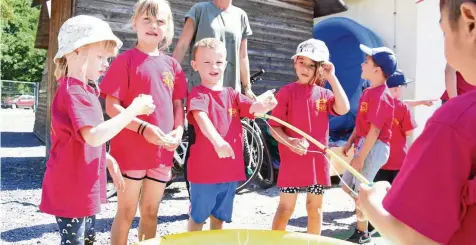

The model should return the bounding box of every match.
[110,178,142,245]
[138,179,166,241]
[271,192,298,231]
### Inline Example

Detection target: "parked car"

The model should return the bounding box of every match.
[2,95,35,109]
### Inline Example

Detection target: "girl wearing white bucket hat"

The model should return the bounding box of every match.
[39,15,155,245]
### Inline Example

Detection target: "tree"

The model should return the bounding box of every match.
[1,0,46,83]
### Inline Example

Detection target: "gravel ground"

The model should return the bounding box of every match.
[1,109,390,245]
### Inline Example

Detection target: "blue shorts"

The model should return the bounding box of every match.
[189,182,238,224]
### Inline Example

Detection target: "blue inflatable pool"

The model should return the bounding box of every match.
[313,17,384,143]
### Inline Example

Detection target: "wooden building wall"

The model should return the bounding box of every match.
[33,0,313,143]
[74,0,313,93]
[33,61,48,142]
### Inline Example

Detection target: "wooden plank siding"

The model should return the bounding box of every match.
[44,0,76,150]
[33,61,49,142]
[74,0,313,94]
[33,0,313,145]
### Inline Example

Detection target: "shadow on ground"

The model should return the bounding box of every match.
[1,132,45,148]
[289,211,354,239]
[1,157,45,191]
[1,214,189,243]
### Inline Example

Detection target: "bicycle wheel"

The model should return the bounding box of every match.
[105,141,118,199]
[167,128,189,187]
[236,121,264,193]
[256,139,275,189]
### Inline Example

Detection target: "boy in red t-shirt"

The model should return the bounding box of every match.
[373,71,418,185]
[340,44,397,244]
[269,38,350,235]
[186,38,277,231]
[358,1,476,244]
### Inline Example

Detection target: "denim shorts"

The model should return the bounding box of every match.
[340,137,390,195]
[189,182,238,224]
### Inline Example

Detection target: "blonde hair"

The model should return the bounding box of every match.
[132,0,174,51]
[192,38,227,60]
[54,40,119,94]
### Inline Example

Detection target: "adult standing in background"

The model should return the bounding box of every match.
[173,0,257,99]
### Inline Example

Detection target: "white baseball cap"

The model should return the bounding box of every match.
[54,15,123,63]
[291,38,330,62]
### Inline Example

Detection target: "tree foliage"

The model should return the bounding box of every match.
[1,0,47,83]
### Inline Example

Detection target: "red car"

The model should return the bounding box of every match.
[2,95,35,109]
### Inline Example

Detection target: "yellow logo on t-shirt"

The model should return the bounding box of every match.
[316,99,328,112]
[162,72,174,89]
[229,108,238,118]
[360,102,368,112]
[392,118,400,126]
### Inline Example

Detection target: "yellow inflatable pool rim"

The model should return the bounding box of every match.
[134,229,354,245]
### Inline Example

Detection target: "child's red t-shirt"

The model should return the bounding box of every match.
[381,99,417,170]
[441,71,475,101]
[355,84,394,145]
[186,86,254,184]
[384,89,476,245]
[40,77,106,218]
[100,48,188,170]
[269,83,339,187]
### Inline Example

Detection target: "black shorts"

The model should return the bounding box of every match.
[374,169,400,184]
[280,184,325,195]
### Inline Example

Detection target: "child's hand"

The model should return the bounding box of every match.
[288,137,309,156]
[106,154,125,193]
[357,181,391,217]
[143,124,167,146]
[321,62,336,81]
[163,129,183,152]
[213,139,235,159]
[342,142,353,157]
[129,94,156,116]
[420,99,436,107]
[251,89,278,114]
[350,156,364,173]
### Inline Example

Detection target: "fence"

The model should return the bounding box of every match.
[1,80,39,111]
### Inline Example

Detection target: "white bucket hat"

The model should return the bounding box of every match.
[291,38,329,62]
[54,15,123,63]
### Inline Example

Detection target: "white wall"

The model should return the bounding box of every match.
[413,0,446,137]
[314,0,445,139]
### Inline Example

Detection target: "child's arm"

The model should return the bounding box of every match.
[350,124,380,172]
[325,67,350,115]
[106,153,125,192]
[403,99,436,107]
[343,128,357,157]
[105,95,168,146]
[358,183,441,245]
[444,63,457,99]
[192,111,234,159]
[163,99,185,152]
[79,95,155,147]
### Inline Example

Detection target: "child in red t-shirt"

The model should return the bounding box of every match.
[268,39,350,235]
[99,0,188,243]
[358,2,476,244]
[340,44,397,244]
[373,71,418,185]
[186,37,277,231]
[39,15,155,245]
